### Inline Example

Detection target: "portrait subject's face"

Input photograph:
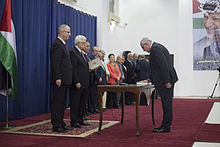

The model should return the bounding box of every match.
[204,13,220,34]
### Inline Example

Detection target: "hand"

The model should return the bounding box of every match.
[89,68,95,72]
[76,83,81,89]
[99,78,102,83]
[56,79,61,87]
[165,83,172,88]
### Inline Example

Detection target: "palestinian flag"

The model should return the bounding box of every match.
[0,0,18,100]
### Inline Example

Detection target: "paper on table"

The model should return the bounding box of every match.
[136,80,151,86]
[88,58,102,70]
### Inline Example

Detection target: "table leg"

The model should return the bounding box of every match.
[98,91,103,134]
[152,89,156,126]
[121,92,125,124]
[136,91,140,136]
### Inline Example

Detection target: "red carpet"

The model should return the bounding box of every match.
[193,123,220,143]
[0,99,219,147]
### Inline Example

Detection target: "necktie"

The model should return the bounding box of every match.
[84,53,88,62]
[65,44,70,55]
[81,51,87,62]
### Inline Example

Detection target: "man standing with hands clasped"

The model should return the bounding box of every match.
[69,35,90,128]
[140,37,178,133]
[50,24,73,133]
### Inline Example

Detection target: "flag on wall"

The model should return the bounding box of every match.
[0,0,18,100]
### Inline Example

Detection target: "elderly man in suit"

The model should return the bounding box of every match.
[69,35,90,128]
[88,46,100,114]
[124,53,136,105]
[50,24,73,133]
[140,37,178,133]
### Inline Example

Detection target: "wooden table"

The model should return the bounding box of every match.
[97,84,155,136]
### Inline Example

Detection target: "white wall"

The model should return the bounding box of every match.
[59,0,220,98]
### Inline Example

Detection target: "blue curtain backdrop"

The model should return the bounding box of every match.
[0,0,97,121]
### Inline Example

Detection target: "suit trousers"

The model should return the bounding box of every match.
[69,87,88,125]
[88,83,98,112]
[155,83,174,129]
[51,84,68,128]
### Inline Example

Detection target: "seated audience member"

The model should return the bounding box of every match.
[106,54,121,109]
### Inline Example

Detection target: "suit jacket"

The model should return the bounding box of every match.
[69,46,90,88]
[124,59,136,84]
[116,63,124,80]
[107,63,121,85]
[96,65,107,85]
[136,59,150,82]
[50,38,72,86]
[150,42,178,85]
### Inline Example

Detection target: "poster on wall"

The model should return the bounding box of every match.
[193,0,220,70]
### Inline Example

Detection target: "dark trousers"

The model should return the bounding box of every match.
[69,87,88,125]
[125,92,135,105]
[155,83,174,129]
[88,83,98,112]
[51,84,68,128]
[106,91,118,108]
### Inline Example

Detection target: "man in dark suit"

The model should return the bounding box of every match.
[124,53,136,105]
[50,24,73,133]
[136,55,150,82]
[124,53,136,84]
[69,35,90,128]
[88,46,100,114]
[140,37,178,133]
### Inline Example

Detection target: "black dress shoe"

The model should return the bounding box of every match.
[63,126,74,130]
[53,127,67,133]
[153,126,161,130]
[71,123,82,128]
[79,122,90,126]
[152,128,170,133]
